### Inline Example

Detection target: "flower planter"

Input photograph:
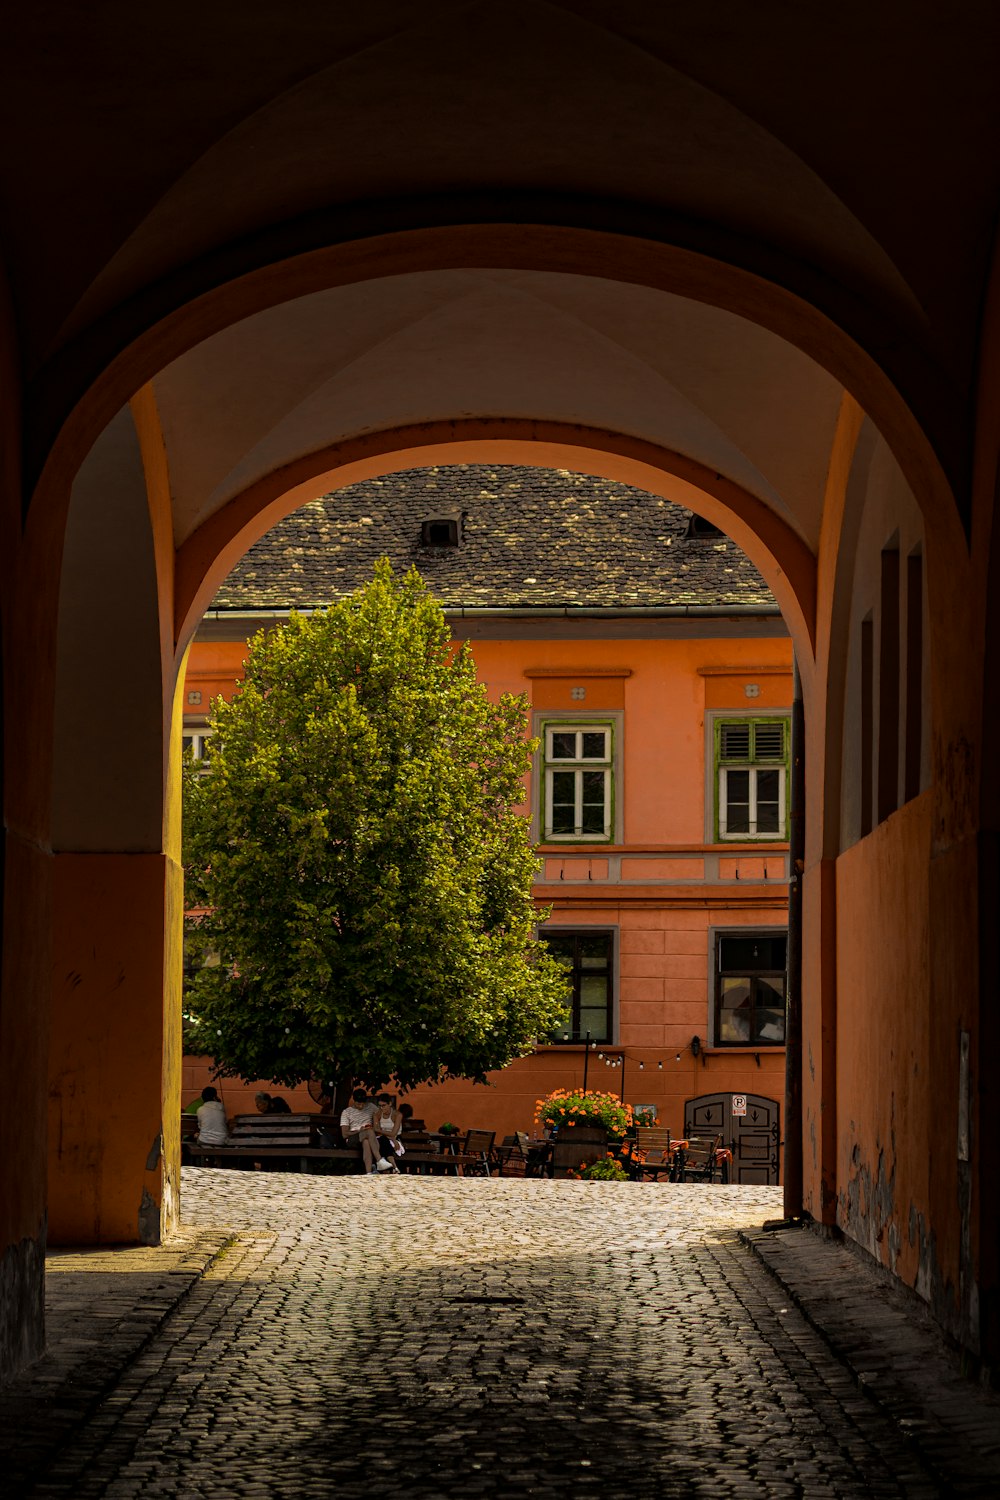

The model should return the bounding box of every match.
[550,1125,608,1180]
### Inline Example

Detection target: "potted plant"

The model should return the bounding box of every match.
[535,1090,633,1178]
[567,1156,631,1182]
[535,1088,633,1138]
[437,1121,460,1136]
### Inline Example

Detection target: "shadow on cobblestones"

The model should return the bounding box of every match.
[5,1173,994,1497]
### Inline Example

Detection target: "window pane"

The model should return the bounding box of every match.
[551,770,575,804]
[720,977,752,1008]
[578,930,611,966]
[581,731,607,759]
[719,1008,752,1042]
[545,936,576,961]
[582,770,605,803]
[721,723,751,759]
[580,976,608,1007]
[720,935,786,971]
[754,1008,786,1043]
[755,768,781,833]
[581,770,607,833]
[753,721,785,760]
[550,732,576,760]
[579,1008,609,1040]
[550,768,576,834]
[724,768,750,831]
[757,976,786,1006]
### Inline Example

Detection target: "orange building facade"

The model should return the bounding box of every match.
[180,473,792,1180]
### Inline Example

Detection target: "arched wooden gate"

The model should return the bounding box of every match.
[684,1092,781,1185]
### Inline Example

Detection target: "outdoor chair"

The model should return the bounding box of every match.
[460,1129,496,1176]
[523,1132,553,1178]
[676,1133,722,1183]
[494,1134,527,1176]
[625,1126,677,1181]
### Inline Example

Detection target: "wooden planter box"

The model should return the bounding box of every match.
[550,1125,608,1179]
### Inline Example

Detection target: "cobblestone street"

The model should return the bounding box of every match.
[3,1170,1000,1498]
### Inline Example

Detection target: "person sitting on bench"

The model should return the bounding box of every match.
[195,1086,229,1146]
[372,1092,404,1170]
[340,1088,380,1174]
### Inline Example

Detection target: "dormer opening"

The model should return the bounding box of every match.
[686,513,724,540]
[421,517,460,548]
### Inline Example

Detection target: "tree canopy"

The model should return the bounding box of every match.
[183,559,569,1091]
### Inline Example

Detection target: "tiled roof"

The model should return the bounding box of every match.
[211,466,776,612]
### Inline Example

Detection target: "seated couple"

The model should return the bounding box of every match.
[340,1089,406,1174]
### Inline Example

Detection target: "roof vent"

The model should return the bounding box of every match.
[685,513,724,540]
[420,517,460,548]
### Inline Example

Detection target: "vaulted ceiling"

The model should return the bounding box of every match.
[5,4,995,549]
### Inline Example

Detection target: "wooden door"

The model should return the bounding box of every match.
[684,1092,781,1185]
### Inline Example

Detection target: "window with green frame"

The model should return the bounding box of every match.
[541,721,614,841]
[714,716,789,840]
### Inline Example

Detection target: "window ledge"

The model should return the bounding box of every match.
[534,1042,613,1052]
[704,1045,786,1055]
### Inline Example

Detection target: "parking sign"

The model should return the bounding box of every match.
[732,1094,747,1116]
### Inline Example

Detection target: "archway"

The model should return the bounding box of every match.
[4,237,985,1377]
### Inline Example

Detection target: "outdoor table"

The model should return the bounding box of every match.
[427,1132,461,1153]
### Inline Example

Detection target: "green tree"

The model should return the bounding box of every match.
[183,559,569,1093]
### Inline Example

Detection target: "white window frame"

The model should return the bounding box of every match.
[534,714,621,844]
[182,724,212,760]
[707,713,790,842]
[718,763,787,838]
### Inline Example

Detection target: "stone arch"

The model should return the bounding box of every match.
[16,224,987,1374]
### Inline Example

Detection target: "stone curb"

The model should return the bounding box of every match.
[0,1228,235,1496]
[741,1222,1000,1498]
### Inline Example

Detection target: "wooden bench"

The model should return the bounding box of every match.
[184,1112,363,1173]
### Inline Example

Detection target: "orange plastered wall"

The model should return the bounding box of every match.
[835,792,943,1294]
[183,641,248,711]
[459,635,793,843]
[185,638,793,840]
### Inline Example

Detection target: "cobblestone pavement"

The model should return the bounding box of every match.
[3,1170,999,1498]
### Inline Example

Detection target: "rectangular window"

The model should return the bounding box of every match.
[878,547,900,824]
[542,930,614,1043]
[715,717,788,839]
[904,550,923,803]
[182,726,212,759]
[714,931,787,1047]
[543,722,612,841]
[861,615,874,835]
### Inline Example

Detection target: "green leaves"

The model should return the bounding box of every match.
[184,559,569,1090]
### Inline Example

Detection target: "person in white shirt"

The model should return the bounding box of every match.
[371,1092,404,1170]
[195,1086,229,1146]
[340,1089,381,1174]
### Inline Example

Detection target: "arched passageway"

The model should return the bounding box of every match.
[2,7,999,1385]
